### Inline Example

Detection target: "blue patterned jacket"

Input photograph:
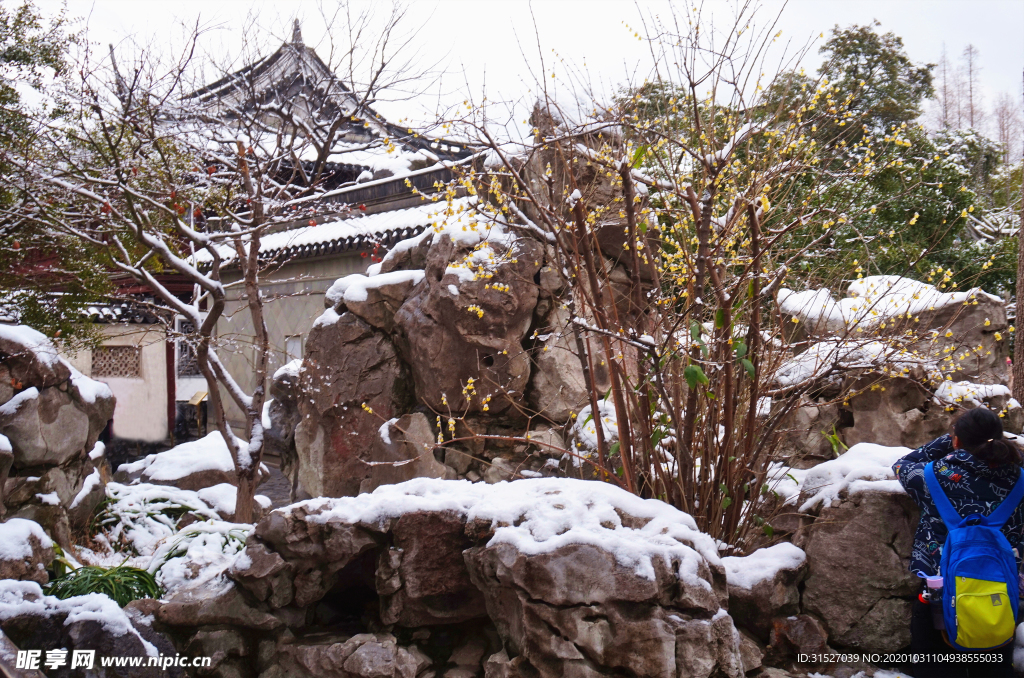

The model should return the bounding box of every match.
[892,434,1024,576]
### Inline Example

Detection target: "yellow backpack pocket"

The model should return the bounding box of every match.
[954,577,1016,649]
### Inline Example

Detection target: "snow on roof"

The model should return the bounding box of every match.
[722,542,806,590]
[289,477,722,586]
[194,197,462,265]
[0,518,52,561]
[779,275,999,333]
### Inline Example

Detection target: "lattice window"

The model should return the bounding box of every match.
[177,321,202,377]
[92,346,141,378]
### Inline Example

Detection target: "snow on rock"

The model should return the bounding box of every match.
[0,580,157,656]
[722,542,806,590]
[934,380,1013,407]
[293,477,721,585]
[116,431,267,492]
[148,520,253,595]
[572,398,619,454]
[325,269,425,307]
[0,518,52,561]
[65,362,113,404]
[0,325,60,368]
[0,387,38,418]
[779,275,997,333]
[0,433,10,455]
[784,443,910,513]
[773,339,928,388]
[196,483,271,520]
[88,441,105,460]
[273,359,302,380]
[69,469,102,510]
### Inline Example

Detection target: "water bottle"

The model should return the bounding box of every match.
[926,576,945,631]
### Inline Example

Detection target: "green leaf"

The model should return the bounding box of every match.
[762,524,775,538]
[651,429,666,448]
[734,341,748,359]
[690,321,703,342]
[715,308,726,328]
[609,442,621,457]
[631,144,649,169]
[722,496,733,510]
[684,364,709,389]
[740,358,755,379]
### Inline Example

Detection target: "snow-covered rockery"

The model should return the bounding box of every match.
[770,275,1017,461]
[778,275,1008,384]
[211,477,749,678]
[0,324,114,545]
[270,191,630,498]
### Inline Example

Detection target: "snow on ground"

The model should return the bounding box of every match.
[0,580,157,656]
[770,443,910,513]
[0,519,52,560]
[779,275,997,333]
[292,477,721,587]
[722,542,806,590]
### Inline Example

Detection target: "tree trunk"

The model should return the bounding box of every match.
[1014,68,1024,402]
[234,469,260,524]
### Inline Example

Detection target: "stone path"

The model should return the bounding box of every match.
[259,461,293,508]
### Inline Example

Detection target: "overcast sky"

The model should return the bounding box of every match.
[36,0,1024,133]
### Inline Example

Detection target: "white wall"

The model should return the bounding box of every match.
[65,325,170,443]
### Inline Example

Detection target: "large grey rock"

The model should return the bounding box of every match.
[294,312,412,497]
[340,273,422,333]
[796,487,919,652]
[527,305,609,425]
[359,413,449,495]
[394,233,543,416]
[464,540,740,678]
[262,633,430,678]
[776,398,841,469]
[0,518,53,585]
[723,543,807,642]
[0,326,70,391]
[842,375,950,450]
[0,387,90,467]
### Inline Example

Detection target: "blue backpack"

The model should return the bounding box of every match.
[924,461,1024,650]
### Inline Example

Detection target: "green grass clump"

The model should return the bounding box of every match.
[44,565,162,607]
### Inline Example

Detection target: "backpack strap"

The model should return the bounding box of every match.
[982,468,1024,529]
[924,461,963,529]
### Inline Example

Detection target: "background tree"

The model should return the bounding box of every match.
[0,1,109,347]
[13,5,432,521]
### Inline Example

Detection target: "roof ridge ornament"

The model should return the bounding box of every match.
[292,19,303,46]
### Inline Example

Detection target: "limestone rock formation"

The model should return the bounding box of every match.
[190,478,748,678]
[0,580,182,678]
[0,518,54,585]
[294,312,412,497]
[394,233,543,416]
[723,543,808,642]
[0,325,114,545]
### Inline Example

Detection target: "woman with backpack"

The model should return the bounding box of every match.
[893,407,1024,677]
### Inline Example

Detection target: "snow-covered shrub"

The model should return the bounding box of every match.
[91,482,220,556]
[147,520,252,594]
